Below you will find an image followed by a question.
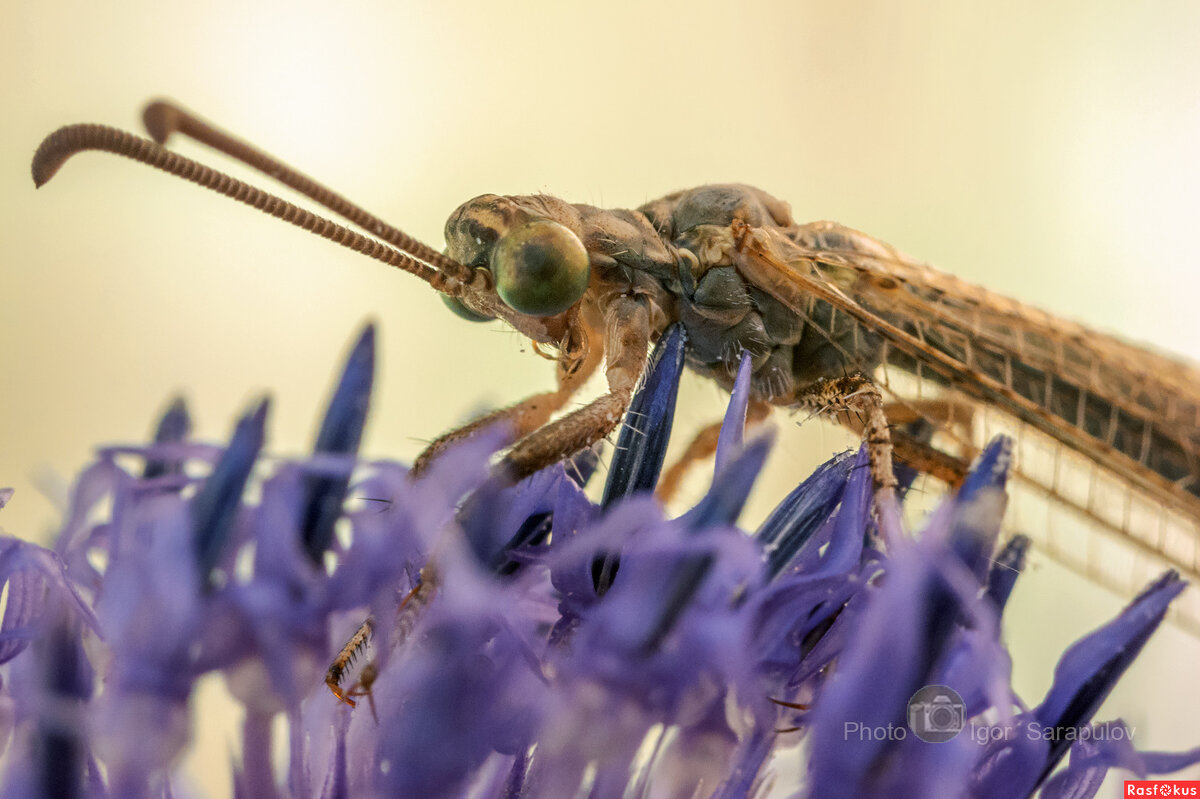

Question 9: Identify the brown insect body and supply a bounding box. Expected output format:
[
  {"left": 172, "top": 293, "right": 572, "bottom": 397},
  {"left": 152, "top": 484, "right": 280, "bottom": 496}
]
[
  {"left": 448, "top": 183, "right": 1199, "bottom": 500},
  {"left": 444, "top": 185, "right": 862, "bottom": 404},
  {"left": 442, "top": 182, "right": 1200, "bottom": 636},
  {"left": 30, "top": 102, "right": 1200, "bottom": 638}
]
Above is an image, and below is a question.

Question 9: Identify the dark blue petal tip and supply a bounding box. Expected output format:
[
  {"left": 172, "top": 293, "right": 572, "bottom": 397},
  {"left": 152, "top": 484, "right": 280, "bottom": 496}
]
[
  {"left": 958, "top": 435, "right": 1013, "bottom": 501},
  {"left": 300, "top": 324, "right": 376, "bottom": 562},
  {"left": 143, "top": 396, "right": 192, "bottom": 479},
  {"left": 949, "top": 435, "right": 1013, "bottom": 576},
  {"left": 313, "top": 323, "right": 375, "bottom": 457},
  {"left": 714, "top": 350, "right": 753, "bottom": 474},
  {"left": 601, "top": 323, "right": 687, "bottom": 507},
  {"left": 152, "top": 396, "right": 192, "bottom": 445},
  {"left": 756, "top": 450, "right": 856, "bottom": 578},
  {"left": 681, "top": 433, "right": 772, "bottom": 532},
  {"left": 1033, "top": 570, "right": 1186, "bottom": 774},
  {"left": 984, "top": 534, "right": 1030, "bottom": 612},
  {"left": 192, "top": 398, "right": 269, "bottom": 582}
]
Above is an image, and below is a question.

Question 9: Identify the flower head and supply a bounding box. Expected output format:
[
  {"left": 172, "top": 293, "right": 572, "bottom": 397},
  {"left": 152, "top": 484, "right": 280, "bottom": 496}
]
[{"left": 0, "top": 323, "right": 1196, "bottom": 798}]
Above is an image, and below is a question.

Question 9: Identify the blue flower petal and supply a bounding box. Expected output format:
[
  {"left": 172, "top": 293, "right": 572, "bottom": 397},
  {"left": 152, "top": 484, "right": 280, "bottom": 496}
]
[
  {"left": 317, "top": 734, "right": 347, "bottom": 799},
  {"left": 971, "top": 572, "right": 1188, "bottom": 799},
  {"left": 563, "top": 445, "right": 599, "bottom": 488},
  {"left": 191, "top": 399, "right": 268, "bottom": 584},
  {"left": 959, "top": 434, "right": 1012, "bottom": 500},
  {"left": 239, "top": 712, "right": 278, "bottom": 799},
  {"left": 33, "top": 614, "right": 92, "bottom": 799},
  {"left": 756, "top": 450, "right": 856, "bottom": 579},
  {"left": 809, "top": 445, "right": 873, "bottom": 579},
  {"left": 143, "top": 397, "right": 192, "bottom": 479},
  {"left": 714, "top": 350, "right": 753, "bottom": 475},
  {"left": 1033, "top": 722, "right": 1200, "bottom": 799},
  {"left": 0, "top": 551, "right": 51, "bottom": 662},
  {"left": 614, "top": 435, "right": 771, "bottom": 656},
  {"left": 325, "top": 429, "right": 500, "bottom": 611},
  {"left": 372, "top": 596, "right": 547, "bottom": 799},
  {"left": 601, "top": 323, "right": 686, "bottom": 507},
  {"left": 1031, "top": 570, "right": 1186, "bottom": 777},
  {"left": 458, "top": 465, "right": 577, "bottom": 574},
  {"left": 985, "top": 534, "right": 1029, "bottom": 613},
  {"left": 252, "top": 466, "right": 324, "bottom": 592},
  {"left": 1037, "top": 721, "right": 1137, "bottom": 799},
  {"left": 1142, "top": 745, "right": 1200, "bottom": 776},
  {"left": 949, "top": 436, "right": 1012, "bottom": 579},
  {"left": 711, "top": 728, "right": 774, "bottom": 799},
  {"left": 806, "top": 438, "right": 1022, "bottom": 799},
  {"left": 0, "top": 539, "right": 100, "bottom": 665},
  {"left": 589, "top": 324, "right": 687, "bottom": 593},
  {"left": 0, "top": 559, "right": 50, "bottom": 665},
  {"left": 805, "top": 547, "right": 939, "bottom": 798},
  {"left": 747, "top": 448, "right": 873, "bottom": 687},
  {"left": 679, "top": 433, "right": 773, "bottom": 532},
  {"left": 299, "top": 324, "right": 375, "bottom": 563}
]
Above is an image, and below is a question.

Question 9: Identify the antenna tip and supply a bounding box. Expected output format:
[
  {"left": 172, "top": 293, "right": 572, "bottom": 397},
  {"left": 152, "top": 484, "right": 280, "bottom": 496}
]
[
  {"left": 31, "top": 128, "right": 70, "bottom": 188},
  {"left": 142, "top": 99, "right": 181, "bottom": 145}
]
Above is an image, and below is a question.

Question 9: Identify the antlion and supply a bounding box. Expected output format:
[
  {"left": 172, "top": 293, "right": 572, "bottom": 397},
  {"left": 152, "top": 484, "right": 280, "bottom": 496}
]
[{"left": 31, "top": 100, "right": 1200, "bottom": 703}]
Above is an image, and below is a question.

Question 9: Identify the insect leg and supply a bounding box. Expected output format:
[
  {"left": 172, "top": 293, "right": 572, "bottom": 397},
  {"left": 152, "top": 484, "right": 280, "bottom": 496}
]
[
  {"left": 325, "top": 616, "right": 374, "bottom": 705},
  {"left": 411, "top": 318, "right": 603, "bottom": 476},
  {"left": 656, "top": 398, "right": 772, "bottom": 503},
  {"left": 888, "top": 426, "right": 969, "bottom": 487},
  {"left": 884, "top": 397, "right": 975, "bottom": 432},
  {"left": 837, "top": 398, "right": 975, "bottom": 488},
  {"left": 326, "top": 309, "right": 624, "bottom": 704},
  {"left": 326, "top": 566, "right": 438, "bottom": 705},
  {"left": 501, "top": 295, "right": 652, "bottom": 481},
  {"left": 886, "top": 397, "right": 974, "bottom": 488},
  {"left": 795, "top": 375, "right": 898, "bottom": 495}
]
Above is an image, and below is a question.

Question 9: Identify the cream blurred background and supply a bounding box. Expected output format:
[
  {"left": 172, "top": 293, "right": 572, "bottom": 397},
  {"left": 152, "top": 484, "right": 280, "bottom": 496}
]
[{"left": 3, "top": 1, "right": 1200, "bottom": 795}]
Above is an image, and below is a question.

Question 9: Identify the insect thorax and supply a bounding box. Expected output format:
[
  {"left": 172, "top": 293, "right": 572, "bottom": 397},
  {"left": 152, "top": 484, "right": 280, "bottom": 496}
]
[
  {"left": 444, "top": 184, "right": 889, "bottom": 405},
  {"left": 632, "top": 184, "right": 888, "bottom": 404}
]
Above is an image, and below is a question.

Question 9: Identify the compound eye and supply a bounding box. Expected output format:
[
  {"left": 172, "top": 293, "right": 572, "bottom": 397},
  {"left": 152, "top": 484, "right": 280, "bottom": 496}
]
[
  {"left": 492, "top": 220, "right": 590, "bottom": 317},
  {"left": 440, "top": 294, "right": 493, "bottom": 322}
]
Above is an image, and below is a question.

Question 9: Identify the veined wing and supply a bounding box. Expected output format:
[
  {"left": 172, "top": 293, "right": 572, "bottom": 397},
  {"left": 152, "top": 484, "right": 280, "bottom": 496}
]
[{"left": 733, "top": 221, "right": 1200, "bottom": 633}]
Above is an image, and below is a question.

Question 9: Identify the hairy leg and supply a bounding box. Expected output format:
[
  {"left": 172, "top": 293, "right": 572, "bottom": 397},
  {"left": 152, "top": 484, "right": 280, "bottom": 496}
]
[
  {"left": 411, "top": 319, "right": 601, "bottom": 476},
  {"left": 838, "top": 396, "right": 974, "bottom": 487},
  {"left": 327, "top": 298, "right": 652, "bottom": 703},
  {"left": 502, "top": 295, "right": 651, "bottom": 480},
  {"left": 795, "top": 375, "right": 898, "bottom": 495}
]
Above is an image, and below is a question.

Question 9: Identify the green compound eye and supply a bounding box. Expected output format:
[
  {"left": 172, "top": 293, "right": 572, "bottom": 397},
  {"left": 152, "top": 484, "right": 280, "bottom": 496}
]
[
  {"left": 492, "top": 219, "right": 590, "bottom": 317},
  {"left": 440, "top": 293, "right": 494, "bottom": 322}
]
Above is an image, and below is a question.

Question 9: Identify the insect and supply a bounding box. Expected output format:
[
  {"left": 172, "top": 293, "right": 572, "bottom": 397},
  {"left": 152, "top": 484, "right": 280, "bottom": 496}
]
[{"left": 31, "top": 100, "right": 1200, "bottom": 660}]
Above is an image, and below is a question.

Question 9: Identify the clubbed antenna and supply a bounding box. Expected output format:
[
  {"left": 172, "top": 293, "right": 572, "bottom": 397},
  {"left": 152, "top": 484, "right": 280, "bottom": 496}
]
[
  {"left": 31, "top": 122, "right": 470, "bottom": 295},
  {"left": 141, "top": 100, "right": 468, "bottom": 280}
]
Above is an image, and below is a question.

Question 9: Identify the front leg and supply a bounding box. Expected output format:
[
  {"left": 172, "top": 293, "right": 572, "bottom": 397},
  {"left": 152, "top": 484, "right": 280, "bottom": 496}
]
[
  {"left": 503, "top": 295, "right": 652, "bottom": 480},
  {"left": 325, "top": 299, "right": 649, "bottom": 705},
  {"left": 411, "top": 317, "right": 602, "bottom": 477}
]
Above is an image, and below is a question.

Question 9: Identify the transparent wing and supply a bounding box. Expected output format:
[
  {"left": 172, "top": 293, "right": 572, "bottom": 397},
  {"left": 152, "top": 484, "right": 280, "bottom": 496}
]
[{"left": 733, "top": 221, "right": 1200, "bottom": 634}]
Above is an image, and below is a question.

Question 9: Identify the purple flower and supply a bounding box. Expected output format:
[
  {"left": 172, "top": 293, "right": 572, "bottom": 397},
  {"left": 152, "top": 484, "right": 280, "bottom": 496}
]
[
  {"left": 0, "top": 323, "right": 1196, "bottom": 798},
  {"left": 970, "top": 571, "right": 1197, "bottom": 799},
  {"left": 298, "top": 324, "right": 375, "bottom": 563}
]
